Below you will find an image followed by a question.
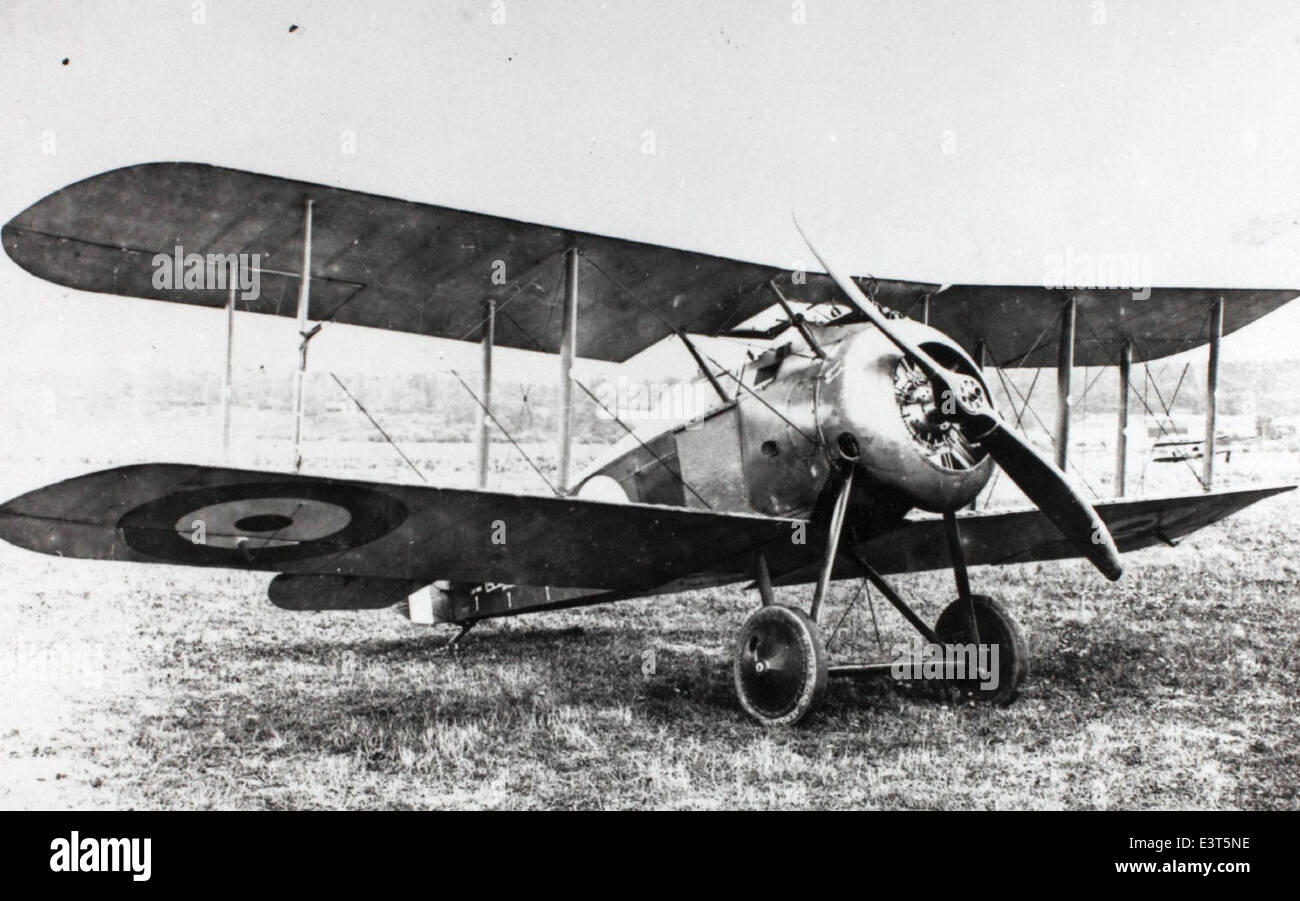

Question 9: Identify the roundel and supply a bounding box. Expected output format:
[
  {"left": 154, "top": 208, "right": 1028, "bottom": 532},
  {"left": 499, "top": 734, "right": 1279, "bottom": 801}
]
[{"left": 118, "top": 481, "right": 409, "bottom": 566}]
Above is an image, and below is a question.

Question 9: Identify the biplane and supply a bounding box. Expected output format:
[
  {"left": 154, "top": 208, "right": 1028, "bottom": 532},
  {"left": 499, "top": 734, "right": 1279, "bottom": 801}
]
[
  {"left": 1, "top": 163, "right": 1295, "bottom": 724},
  {"left": 1150, "top": 417, "right": 1257, "bottom": 464},
  {"left": 1152, "top": 436, "right": 1236, "bottom": 465}
]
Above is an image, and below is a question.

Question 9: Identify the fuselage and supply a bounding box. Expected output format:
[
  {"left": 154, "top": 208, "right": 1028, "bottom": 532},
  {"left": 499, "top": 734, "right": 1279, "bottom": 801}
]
[{"left": 572, "top": 320, "right": 996, "bottom": 540}]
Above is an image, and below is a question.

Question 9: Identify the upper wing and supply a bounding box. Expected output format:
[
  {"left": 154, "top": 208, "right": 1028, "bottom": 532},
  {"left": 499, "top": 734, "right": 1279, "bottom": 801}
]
[
  {"left": 770, "top": 485, "right": 1294, "bottom": 585},
  {"left": 0, "top": 463, "right": 807, "bottom": 591},
  {"left": 2, "top": 163, "right": 780, "bottom": 362},
  {"left": 5, "top": 162, "right": 1295, "bottom": 364},
  {"left": 885, "top": 285, "right": 1300, "bottom": 369}
]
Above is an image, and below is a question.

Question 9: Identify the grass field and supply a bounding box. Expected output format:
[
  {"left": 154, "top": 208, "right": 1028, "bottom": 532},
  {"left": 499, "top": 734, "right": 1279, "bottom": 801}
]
[{"left": 1, "top": 403, "right": 1298, "bottom": 810}]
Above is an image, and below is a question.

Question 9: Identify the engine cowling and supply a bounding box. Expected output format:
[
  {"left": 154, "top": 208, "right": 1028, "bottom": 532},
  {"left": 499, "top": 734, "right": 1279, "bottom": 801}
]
[{"left": 815, "top": 320, "right": 994, "bottom": 512}]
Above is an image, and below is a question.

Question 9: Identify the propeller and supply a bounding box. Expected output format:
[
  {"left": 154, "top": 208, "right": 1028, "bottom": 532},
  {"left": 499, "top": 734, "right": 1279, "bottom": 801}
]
[{"left": 794, "top": 218, "right": 1123, "bottom": 581}]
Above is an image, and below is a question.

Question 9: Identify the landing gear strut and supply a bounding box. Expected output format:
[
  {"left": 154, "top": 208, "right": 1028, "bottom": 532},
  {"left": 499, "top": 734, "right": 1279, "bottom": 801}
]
[
  {"left": 733, "top": 468, "right": 850, "bottom": 727},
  {"left": 732, "top": 493, "right": 1028, "bottom": 725}
]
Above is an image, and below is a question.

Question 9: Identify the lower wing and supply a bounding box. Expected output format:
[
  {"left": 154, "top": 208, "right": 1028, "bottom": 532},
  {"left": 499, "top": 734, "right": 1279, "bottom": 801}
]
[
  {"left": 0, "top": 463, "right": 804, "bottom": 592},
  {"left": 769, "top": 484, "right": 1294, "bottom": 586},
  {"left": 0, "top": 463, "right": 1288, "bottom": 606}
]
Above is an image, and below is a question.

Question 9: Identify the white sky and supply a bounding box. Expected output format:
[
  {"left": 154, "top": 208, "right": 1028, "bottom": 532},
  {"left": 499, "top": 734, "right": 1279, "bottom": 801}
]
[{"left": 1, "top": 0, "right": 1299, "bottom": 397}]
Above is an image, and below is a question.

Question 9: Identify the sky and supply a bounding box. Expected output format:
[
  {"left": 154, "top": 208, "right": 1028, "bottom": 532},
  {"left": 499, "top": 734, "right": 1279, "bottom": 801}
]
[{"left": 1, "top": 0, "right": 1299, "bottom": 401}]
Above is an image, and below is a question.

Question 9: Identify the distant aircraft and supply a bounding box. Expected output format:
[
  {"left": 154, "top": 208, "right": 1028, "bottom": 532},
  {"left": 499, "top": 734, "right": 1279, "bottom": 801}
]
[
  {"left": 0, "top": 164, "right": 1294, "bottom": 724},
  {"left": 1149, "top": 415, "right": 1257, "bottom": 463}
]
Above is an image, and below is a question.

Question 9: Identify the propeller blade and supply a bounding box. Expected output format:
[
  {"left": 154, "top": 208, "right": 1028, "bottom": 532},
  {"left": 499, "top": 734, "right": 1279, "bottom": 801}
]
[
  {"left": 795, "top": 217, "right": 1123, "bottom": 581},
  {"left": 979, "top": 425, "right": 1123, "bottom": 581},
  {"left": 793, "top": 215, "right": 948, "bottom": 378}
]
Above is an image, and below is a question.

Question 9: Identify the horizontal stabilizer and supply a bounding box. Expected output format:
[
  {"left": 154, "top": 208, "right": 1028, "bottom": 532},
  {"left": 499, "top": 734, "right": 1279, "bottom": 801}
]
[{"left": 268, "top": 573, "right": 425, "bottom": 611}]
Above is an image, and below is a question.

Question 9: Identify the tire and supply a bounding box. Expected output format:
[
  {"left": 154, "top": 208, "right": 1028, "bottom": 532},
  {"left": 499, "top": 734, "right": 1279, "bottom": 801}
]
[
  {"left": 733, "top": 605, "right": 829, "bottom": 726},
  {"left": 933, "top": 594, "right": 1028, "bottom": 705}
]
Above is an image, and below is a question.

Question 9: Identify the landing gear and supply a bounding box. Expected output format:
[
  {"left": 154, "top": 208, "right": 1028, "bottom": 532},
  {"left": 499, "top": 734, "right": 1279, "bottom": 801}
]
[
  {"left": 733, "top": 605, "right": 828, "bottom": 726},
  {"left": 731, "top": 497, "right": 1031, "bottom": 725},
  {"left": 933, "top": 594, "right": 1028, "bottom": 705}
]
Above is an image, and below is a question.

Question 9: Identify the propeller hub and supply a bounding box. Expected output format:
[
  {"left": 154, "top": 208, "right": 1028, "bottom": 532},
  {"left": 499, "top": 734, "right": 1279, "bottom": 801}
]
[{"left": 893, "top": 352, "right": 992, "bottom": 473}]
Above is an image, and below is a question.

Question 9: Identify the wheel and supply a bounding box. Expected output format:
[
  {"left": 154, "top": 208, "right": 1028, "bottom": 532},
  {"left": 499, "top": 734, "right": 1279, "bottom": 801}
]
[
  {"left": 733, "top": 605, "right": 828, "bottom": 726},
  {"left": 933, "top": 594, "right": 1028, "bottom": 705}
]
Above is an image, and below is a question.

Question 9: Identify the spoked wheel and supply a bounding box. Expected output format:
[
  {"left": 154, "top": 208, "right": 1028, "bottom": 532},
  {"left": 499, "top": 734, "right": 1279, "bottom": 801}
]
[
  {"left": 933, "top": 594, "right": 1028, "bottom": 705},
  {"left": 733, "top": 605, "right": 828, "bottom": 726}
]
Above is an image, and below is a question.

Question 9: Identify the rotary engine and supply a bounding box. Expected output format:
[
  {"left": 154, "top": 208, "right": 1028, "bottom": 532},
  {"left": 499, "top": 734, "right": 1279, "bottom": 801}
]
[{"left": 814, "top": 319, "right": 995, "bottom": 512}]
